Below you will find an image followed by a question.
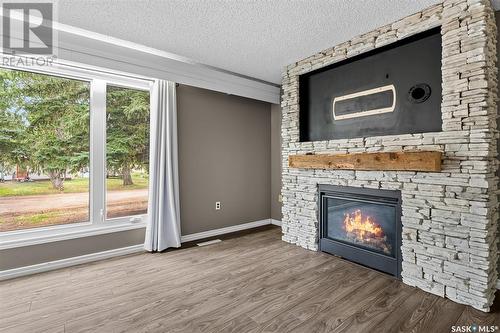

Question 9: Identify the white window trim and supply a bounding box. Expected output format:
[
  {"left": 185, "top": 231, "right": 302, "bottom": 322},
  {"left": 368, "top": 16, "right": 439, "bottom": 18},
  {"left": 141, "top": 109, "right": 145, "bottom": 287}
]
[
  {"left": 90, "top": 79, "right": 107, "bottom": 223},
  {"left": 0, "top": 57, "right": 153, "bottom": 250},
  {"left": 0, "top": 55, "right": 153, "bottom": 90},
  {"left": 0, "top": 218, "right": 147, "bottom": 250}
]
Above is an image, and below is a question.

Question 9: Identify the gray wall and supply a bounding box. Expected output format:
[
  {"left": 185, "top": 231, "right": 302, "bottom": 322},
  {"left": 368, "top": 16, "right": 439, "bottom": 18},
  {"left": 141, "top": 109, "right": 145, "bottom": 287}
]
[
  {"left": 0, "top": 229, "right": 145, "bottom": 270},
  {"left": 177, "top": 85, "right": 271, "bottom": 234},
  {"left": 270, "top": 104, "right": 282, "bottom": 221},
  {"left": 0, "top": 85, "right": 276, "bottom": 271}
]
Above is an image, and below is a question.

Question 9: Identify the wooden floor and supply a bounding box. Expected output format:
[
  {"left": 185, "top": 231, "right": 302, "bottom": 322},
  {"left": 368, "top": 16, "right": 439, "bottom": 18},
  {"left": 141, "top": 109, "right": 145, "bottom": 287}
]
[{"left": 1, "top": 226, "right": 500, "bottom": 333}]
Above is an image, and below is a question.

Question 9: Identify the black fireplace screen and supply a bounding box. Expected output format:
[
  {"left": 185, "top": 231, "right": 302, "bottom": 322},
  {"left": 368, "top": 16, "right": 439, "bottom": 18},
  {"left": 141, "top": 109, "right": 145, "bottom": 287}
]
[
  {"left": 326, "top": 197, "right": 396, "bottom": 258},
  {"left": 320, "top": 185, "right": 402, "bottom": 278}
]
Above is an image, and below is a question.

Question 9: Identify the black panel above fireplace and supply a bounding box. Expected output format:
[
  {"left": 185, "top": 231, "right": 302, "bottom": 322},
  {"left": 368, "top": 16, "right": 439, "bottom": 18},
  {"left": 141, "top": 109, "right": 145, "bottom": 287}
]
[
  {"left": 299, "top": 27, "right": 442, "bottom": 142},
  {"left": 319, "top": 185, "right": 402, "bottom": 278}
]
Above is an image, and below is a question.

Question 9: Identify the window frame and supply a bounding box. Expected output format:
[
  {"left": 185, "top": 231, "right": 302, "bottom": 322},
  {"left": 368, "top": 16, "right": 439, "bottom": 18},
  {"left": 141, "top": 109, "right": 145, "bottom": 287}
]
[{"left": 0, "top": 57, "right": 154, "bottom": 249}]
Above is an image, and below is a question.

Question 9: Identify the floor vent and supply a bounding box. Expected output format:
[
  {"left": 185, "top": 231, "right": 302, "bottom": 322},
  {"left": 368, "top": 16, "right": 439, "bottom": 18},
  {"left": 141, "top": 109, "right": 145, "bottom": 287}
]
[{"left": 196, "top": 239, "right": 222, "bottom": 247}]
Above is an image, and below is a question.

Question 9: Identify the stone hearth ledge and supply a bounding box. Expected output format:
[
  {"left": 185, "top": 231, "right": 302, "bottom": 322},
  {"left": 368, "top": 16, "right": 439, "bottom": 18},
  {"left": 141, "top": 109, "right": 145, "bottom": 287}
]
[{"left": 280, "top": 0, "right": 499, "bottom": 311}]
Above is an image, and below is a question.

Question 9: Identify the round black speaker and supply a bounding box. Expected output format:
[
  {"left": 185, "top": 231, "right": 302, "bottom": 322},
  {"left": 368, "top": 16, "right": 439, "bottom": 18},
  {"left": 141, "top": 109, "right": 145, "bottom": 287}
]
[{"left": 408, "top": 84, "right": 431, "bottom": 103}]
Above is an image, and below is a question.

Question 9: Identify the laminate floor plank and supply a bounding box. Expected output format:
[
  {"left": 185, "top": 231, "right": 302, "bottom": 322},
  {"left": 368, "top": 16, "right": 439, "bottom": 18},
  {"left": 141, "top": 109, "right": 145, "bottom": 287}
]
[
  {"left": 400, "top": 295, "right": 466, "bottom": 333},
  {"left": 1, "top": 226, "right": 499, "bottom": 333},
  {"left": 0, "top": 226, "right": 277, "bottom": 301},
  {"left": 65, "top": 246, "right": 325, "bottom": 333},
  {"left": 111, "top": 254, "right": 338, "bottom": 333},
  {"left": 257, "top": 267, "right": 386, "bottom": 332},
  {"left": 2, "top": 234, "right": 300, "bottom": 331},
  {"left": 330, "top": 283, "right": 417, "bottom": 333},
  {"left": 454, "top": 302, "right": 500, "bottom": 328},
  {"left": 287, "top": 278, "right": 401, "bottom": 333},
  {"left": 364, "top": 289, "right": 439, "bottom": 333}
]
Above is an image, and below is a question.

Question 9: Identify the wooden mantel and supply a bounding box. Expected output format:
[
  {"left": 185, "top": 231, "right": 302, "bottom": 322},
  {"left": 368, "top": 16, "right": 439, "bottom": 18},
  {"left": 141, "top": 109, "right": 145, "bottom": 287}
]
[{"left": 288, "top": 151, "right": 442, "bottom": 172}]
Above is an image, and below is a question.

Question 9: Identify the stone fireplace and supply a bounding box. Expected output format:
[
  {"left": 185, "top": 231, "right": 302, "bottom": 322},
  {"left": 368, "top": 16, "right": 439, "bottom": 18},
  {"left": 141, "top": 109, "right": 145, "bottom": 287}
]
[{"left": 280, "top": 0, "right": 499, "bottom": 311}]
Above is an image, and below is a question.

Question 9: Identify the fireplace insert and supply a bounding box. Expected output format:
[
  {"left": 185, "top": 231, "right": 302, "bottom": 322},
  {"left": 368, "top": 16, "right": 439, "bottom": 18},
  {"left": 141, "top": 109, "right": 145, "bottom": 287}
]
[{"left": 319, "top": 185, "right": 402, "bottom": 278}]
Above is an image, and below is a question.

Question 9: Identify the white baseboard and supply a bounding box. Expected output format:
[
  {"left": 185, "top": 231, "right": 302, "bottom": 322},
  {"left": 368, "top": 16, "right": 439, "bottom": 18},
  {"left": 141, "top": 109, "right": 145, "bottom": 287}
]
[
  {"left": 0, "top": 244, "right": 144, "bottom": 281},
  {"left": 181, "top": 219, "right": 272, "bottom": 243},
  {"left": 270, "top": 219, "right": 282, "bottom": 227},
  {"left": 0, "top": 218, "right": 276, "bottom": 281}
]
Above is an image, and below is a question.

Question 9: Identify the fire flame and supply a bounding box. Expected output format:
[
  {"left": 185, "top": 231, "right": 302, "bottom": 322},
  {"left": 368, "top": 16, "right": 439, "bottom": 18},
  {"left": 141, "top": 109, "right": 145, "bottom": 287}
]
[{"left": 343, "top": 209, "right": 384, "bottom": 240}]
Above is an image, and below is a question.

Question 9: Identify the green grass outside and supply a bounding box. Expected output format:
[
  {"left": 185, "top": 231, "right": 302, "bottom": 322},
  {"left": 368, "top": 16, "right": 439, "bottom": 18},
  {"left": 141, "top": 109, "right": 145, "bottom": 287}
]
[
  {"left": 0, "top": 174, "right": 148, "bottom": 197},
  {"left": 15, "top": 211, "right": 66, "bottom": 225}
]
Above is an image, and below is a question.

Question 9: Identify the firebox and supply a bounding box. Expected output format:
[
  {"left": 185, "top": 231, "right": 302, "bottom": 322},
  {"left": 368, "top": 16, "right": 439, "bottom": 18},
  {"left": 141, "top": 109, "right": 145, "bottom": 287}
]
[{"left": 319, "top": 185, "right": 402, "bottom": 278}]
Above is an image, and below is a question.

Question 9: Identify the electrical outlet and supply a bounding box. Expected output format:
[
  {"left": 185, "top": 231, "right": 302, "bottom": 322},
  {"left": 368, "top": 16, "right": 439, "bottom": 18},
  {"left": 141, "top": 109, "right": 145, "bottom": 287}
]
[{"left": 215, "top": 201, "right": 221, "bottom": 210}]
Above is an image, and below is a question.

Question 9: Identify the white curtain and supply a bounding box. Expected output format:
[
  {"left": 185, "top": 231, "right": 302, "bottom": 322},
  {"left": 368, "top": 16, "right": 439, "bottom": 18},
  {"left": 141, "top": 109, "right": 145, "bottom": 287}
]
[{"left": 144, "top": 80, "right": 181, "bottom": 252}]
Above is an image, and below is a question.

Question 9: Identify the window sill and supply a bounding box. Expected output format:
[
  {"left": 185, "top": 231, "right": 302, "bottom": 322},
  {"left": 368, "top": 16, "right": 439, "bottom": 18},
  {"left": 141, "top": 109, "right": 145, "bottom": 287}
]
[{"left": 0, "top": 219, "right": 147, "bottom": 250}]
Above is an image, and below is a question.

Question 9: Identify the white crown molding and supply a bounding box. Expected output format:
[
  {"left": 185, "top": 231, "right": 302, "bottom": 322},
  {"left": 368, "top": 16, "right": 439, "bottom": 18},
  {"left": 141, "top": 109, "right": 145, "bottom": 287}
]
[
  {"left": 56, "top": 29, "right": 281, "bottom": 104},
  {"left": 1, "top": 15, "right": 280, "bottom": 104}
]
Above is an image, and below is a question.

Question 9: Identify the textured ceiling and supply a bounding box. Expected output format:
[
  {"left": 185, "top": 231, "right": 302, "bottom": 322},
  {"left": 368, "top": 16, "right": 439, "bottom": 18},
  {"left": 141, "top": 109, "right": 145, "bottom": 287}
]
[{"left": 57, "top": 0, "right": 498, "bottom": 84}]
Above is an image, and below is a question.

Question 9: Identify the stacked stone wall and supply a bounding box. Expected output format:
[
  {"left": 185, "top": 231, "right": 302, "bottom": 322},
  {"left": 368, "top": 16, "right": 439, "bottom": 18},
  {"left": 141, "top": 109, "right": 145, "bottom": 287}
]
[{"left": 281, "top": 0, "right": 499, "bottom": 311}]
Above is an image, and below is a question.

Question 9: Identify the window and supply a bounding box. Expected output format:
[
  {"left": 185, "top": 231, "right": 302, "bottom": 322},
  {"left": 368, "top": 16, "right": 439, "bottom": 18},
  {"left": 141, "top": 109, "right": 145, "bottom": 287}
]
[
  {"left": 106, "top": 85, "right": 150, "bottom": 220},
  {"left": 0, "top": 68, "right": 90, "bottom": 231},
  {"left": 0, "top": 64, "right": 151, "bottom": 234}
]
